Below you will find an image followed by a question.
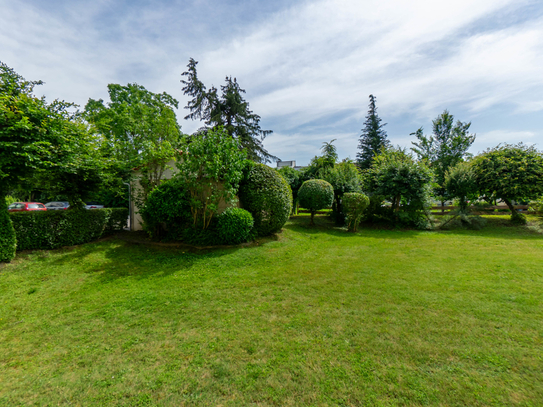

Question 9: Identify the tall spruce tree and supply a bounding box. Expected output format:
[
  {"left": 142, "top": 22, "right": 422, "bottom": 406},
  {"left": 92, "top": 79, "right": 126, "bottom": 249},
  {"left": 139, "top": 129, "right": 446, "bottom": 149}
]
[
  {"left": 181, "top": 58, "right": 276, "bottom": 163},
  {"left": 356, "top": 95, "right": 390, "bottom": 170}
]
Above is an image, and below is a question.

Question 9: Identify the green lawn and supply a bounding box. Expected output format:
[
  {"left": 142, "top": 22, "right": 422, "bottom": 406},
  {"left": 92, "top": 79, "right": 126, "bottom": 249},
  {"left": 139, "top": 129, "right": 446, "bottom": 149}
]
[{"left": 1, "top": 216, "right": 542, "bottom": 406}]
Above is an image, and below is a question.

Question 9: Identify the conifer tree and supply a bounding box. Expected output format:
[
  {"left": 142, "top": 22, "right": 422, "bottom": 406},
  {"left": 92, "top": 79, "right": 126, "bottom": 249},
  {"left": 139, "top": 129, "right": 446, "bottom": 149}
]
[
  {"left": 181, "top": 58, "right": 276, "bottom": 163},
  {"left": 356, "top": 95, "right": 390, "bottom": 170}
]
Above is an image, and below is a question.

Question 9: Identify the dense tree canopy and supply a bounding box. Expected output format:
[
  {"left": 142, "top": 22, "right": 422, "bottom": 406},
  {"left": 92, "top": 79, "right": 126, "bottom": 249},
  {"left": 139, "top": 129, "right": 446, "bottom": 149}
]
[
  {"left": 472, "top": 143, "right": 543, "bottom": 223},
  {"left": 181, "top": 58, "right": 276, "bottom": 163},
  {"left": 85, "top": 83, "right": 182, "bottom": 204},
  {"left": 411, "top": 110, "right": 475, "bottom": 200}
]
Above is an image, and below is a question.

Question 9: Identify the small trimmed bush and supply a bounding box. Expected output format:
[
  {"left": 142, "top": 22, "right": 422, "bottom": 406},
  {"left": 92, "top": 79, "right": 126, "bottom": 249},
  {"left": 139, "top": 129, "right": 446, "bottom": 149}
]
[
  {"left": 0, "top": 207, "right": 17, "bottom": 262},
  {"left": 10, "top": 208, "right": 111, "bottom": 251},
  {"left": 239, "top": 162, "right": 292, "bottom": 236},
  {"left": 298, "top": 179, "right": 334, "bottom": 225},
  {"left": 140, "top": 177, "right": 192, "bottom": 239},
  {"left": 342, "top": 193, "right": 370, "bottom": 232},
  {"left": 217, "top": 208, "right": 254, "bottom": 245}
]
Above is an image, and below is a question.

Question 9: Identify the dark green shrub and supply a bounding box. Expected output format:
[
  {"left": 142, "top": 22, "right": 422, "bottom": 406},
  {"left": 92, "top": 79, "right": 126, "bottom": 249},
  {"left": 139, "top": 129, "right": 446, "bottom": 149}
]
[
  {"left": 217, "top": 207, "right": 254, "bottom": 245},
  {"left": 239, "top": 162, "right": 292, "bottom": 236},
  {"left": 298, "top": 179, "right": 334, "bottom": 225},
  {"left": 342, "top": 193, "right": 370, "bottom": 232},
  {"left": 140, "top": 177, "right": 192, "bottom": 239},
  {"left": 10, "top": 208, "right": 111, "bottom": 251},
  {"left": 105, "top": 208, "right": 129, "bottom": 232},
  {"left": 0, "top": 207, "right": 17, "bottom": 262}
]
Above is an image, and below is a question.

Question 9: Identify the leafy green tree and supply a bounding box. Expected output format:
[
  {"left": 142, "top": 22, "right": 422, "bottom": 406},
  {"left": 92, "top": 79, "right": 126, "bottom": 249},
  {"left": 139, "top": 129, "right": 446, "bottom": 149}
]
[
  {"left": 357, "top": 95, "right": 390, "bottom": 170},
  {"left": 85, "top": 83, "right": 182, "bottom": 205},
  {"left": 176, "top": 127, "right": 246, "bottom": 229},
  {"left": 298, "top": 179, "right": 334, "bottom": 225},
  {"left": 472, "top": 143, "right": 543, "bottom": 224},
  {"left": 1, "top": 62, "right": 109, "bottom": 260},
  {"left": 411, "top": 110, "right": 475, "bottom": 201},
  {"left": 365, "top": 147, "right": 433, "bottom": 227},
  {"left": 444, "top": 161, "right": 478, "bottom": 211},
  {"left": 181, "top": 58, "right": 276, "bottom": 163}
]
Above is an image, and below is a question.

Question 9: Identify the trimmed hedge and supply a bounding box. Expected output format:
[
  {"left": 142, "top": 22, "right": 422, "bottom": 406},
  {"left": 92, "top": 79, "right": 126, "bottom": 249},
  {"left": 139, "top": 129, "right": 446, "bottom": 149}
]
[
  {"left": 0, "top": 208, "right": 17, "bottom": 262},
  {"left": 239, "top": 162, "right": 293, "bottom": 236},
  {"left": 10, "top": 208, "right": 113, "bottom": 251},
  {"left": 105, "top": 208, "right": 129, "bottom": 232},
  {"left": 217, "top": 208, "right": 254, "bottom": 245}
]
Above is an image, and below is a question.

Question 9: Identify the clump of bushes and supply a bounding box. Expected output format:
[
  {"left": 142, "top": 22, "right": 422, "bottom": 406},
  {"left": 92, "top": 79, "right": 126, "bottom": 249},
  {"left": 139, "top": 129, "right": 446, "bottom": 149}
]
[
  {"left": 140, "top": 177, "right": 192, "bottom": 239},
  {"left": 342, "top": 192, "right": 370, "bottom": 232},
  {"left": 298, "top": 179, "right": 334, "bottom": 225},
  {"left": 217, "top": 208, "right": 254, "bottom": 245},
  {"left": 239, "top": 162, "right": 292, "bottom": 236}
]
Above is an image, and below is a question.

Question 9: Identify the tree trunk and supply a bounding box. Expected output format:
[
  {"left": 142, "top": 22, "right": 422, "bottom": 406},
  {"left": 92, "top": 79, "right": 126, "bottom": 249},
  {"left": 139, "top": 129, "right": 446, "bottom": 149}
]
[
  {"left": 503, "top": 198, "right": 526, "bottom": 224},
  {"left": 310, "top": 211, "right": 315, "bottom": 226}
]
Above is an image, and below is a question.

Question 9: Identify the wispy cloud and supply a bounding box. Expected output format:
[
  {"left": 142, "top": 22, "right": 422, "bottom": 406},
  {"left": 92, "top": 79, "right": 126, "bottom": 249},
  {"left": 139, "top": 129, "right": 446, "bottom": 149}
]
[{"left": 1, "top": 0, "right": 542, "bottom": 164}]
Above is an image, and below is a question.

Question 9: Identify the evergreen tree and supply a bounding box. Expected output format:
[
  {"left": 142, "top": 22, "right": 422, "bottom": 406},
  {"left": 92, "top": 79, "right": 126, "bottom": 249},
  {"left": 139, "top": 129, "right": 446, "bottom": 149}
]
[
  {"left": 181, "top": 58, "right": 276, "bottom": 163},
  {"left": 356, "top": 95, "right": 390, "bottom": 170}
]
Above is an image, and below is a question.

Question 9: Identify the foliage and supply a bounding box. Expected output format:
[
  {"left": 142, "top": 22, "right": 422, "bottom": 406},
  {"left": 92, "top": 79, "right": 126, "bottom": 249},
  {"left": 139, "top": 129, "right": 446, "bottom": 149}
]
[
  {"left": 239, "top": 162, "right": 292, "bottom": 236},
  {"left": 105, "top": 208, "right": 129, "bottom": 233},
  {"left": 342, "top": 192, "right": 370, "bottom": 232},
  {"left": 298, "top": 179, "right": 334, "bottom": 225},
  {"left": 10, "top": 209, "right": 111, "bottom": 251},
  {"left": 176, "top": 127, "right": 246, "bottom": 230},
  {"left": 216, "top": 207, "right": 254, "bottom": 245},
  {"left": 529, "top": 198, "right": 543, "bottom": 217},
  {"left": 0, "top": 201, "right": 16, "bottom": 262},
  {"left": 140, "top": 177, "right": 192, "bottom": 239},
  {"left": 365, "top": 147, "right": 434, "bottom": 228},
  {"left": 357, "top": 95, "right": 390, "bottom": 170},
  {"left": 85, "top": 82, "right": 182, "bottom": 205},
  {"left": 472, "top": 143, "right": 543, "bottom": 224},
  {"left": 319, "top": 160, "right": 363, "bottom": 224},
  {"left": 277, "top": 166, "right": 305, "bottom": 212},
  {"left": 444, "top": 161, "right": 479, "bottom": 211},
  {"left": 411, "top": 110, "right": 475, "bottom": 201},
  {"left": 0, "top": 62, "right": 110, "bottom": 207},
  {"left": 181, "top": 58, "right": 276, "bottom": 163}
]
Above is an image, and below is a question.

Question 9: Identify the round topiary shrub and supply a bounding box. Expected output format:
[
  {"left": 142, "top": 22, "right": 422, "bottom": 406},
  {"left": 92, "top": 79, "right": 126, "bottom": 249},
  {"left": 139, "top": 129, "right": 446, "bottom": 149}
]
[
  {"left": 140, "top": 177, "right": 192, "bottom": 239},
  {"left": 238, "top": 162, "right": 293, "bottom": 237},
  {"left": 298, "top": 179, "right": 334, "bottom": 225},
  {"left": 216, "top": 207, "right": 254, "bottom": 245},
  {"left": 342, "top": 192, "right": 370, "bottom": 232}
]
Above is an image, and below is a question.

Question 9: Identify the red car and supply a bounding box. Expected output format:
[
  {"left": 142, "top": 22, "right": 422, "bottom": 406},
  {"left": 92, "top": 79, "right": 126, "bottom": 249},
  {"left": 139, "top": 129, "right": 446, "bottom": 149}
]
[{"left": 7, "top": 202, "right": 47, "bottom": 212}]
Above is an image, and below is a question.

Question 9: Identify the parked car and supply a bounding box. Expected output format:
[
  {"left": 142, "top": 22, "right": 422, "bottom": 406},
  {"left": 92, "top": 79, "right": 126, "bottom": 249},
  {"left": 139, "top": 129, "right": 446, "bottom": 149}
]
[
  {"left": 7, "top": 202, "right": 47, "bottom": 212},
  {"left": 45, "top": 201, "right": 70, "bottom": 210},
  {"left": 84, "top": 201, "right": 104, "bottom": 210}
]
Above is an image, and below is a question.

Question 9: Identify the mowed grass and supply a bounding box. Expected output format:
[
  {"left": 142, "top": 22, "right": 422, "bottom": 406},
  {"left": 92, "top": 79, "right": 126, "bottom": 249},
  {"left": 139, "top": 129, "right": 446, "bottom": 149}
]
[{"left": 1, "top": 217, "right": 542, "bottom": 406}]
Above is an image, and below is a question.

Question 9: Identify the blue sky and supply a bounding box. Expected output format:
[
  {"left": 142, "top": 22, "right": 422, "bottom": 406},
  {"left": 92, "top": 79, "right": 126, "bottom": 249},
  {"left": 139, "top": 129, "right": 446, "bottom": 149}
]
[{"left": 1, "top": 0, "right": 542, "bottom": 165}]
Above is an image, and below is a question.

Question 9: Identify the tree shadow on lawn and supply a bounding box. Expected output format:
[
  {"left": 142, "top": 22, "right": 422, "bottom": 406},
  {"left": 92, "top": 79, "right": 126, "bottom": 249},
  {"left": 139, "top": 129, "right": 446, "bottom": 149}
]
[
  {"left": 31, "top": 236, "right": 247, "bottom": 283},
  {"left": 287, "top": 214, "right": 543, "bottom": 241}
]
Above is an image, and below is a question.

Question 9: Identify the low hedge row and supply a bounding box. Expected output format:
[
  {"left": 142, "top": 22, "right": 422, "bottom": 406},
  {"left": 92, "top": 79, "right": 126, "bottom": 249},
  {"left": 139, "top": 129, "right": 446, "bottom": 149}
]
[{"left": 9, "top": 208, "right": 128, "bottom": 251}]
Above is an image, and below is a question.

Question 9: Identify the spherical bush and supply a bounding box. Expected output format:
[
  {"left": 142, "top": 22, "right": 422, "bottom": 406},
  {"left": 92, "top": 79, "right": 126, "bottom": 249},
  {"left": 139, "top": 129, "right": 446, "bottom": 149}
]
[
  {"left": 217, "top": 207, "right": 254, "bottom": 245},
  {"left": 238, "top": 163, "right": 293, "bottom": 237},
  {"left": 342, "top": 192, "right": 369, "bottom": 232},
  {"left": 298, "top": 179, "right": 334, "bottom": 211}
]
